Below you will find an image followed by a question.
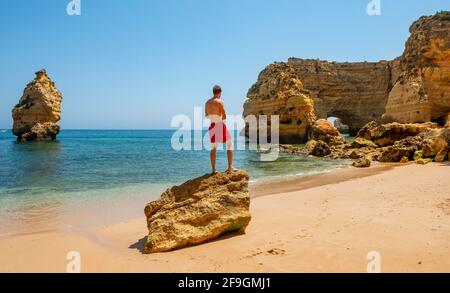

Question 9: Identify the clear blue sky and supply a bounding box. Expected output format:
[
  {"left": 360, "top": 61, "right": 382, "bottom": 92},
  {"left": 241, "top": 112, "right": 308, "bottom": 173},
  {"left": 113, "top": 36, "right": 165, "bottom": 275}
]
[{"left": 0, "top": 0, "right": 448, "bottom": 129}]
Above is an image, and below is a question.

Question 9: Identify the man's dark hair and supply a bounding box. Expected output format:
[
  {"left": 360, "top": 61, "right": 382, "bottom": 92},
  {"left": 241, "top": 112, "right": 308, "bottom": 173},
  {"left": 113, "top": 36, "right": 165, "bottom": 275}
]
[{"left": 213, "top": 85, "right": 222, "bottom": 95}]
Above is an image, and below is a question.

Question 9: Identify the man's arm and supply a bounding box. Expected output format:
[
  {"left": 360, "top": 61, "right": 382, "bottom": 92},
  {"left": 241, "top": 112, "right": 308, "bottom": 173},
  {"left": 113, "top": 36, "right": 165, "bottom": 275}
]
[
  {"left": 220, "top": 101, "right": 227, "bottom": 120},
  {"left": 205, "top": 101, "right": 210, "bottom": 118}
]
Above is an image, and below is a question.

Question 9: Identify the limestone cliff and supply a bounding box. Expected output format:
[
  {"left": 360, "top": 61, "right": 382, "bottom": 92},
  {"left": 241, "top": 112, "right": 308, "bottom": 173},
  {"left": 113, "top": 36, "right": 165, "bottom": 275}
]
[
  {"left": 383, "top": 12, "right": 450, "bottom": 124},
  {"left": 287, "top": 58, "right": 397, "bottom": 135},
  {"left": 243, "top": 63, "right": 316, "bottom": 143},
  {"left": 243, "top": 12, "right": 449, "bottom": 141},
  {"left": 244, "top": 58, "right": 399, "bottom": 138},
  {"left": 12, "top": 70, "right": 62, "bottom": 141}
]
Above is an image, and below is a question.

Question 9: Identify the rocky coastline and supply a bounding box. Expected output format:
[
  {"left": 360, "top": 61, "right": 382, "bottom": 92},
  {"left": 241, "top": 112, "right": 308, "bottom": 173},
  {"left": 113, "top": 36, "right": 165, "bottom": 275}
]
[
  {"left": 243, "top": 12, "right": 450, "bottom": 140},
  {"left": 279, "top": 119, "right": 450, "bottom": 167},
  {"left": 244, "top": 11, "right": 450, "bottom": 166}
]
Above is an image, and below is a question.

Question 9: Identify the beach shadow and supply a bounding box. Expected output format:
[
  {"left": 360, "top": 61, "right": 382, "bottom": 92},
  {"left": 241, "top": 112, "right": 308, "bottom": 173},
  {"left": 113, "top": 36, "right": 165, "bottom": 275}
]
[
  {"left": 129, "top": 231, "right": 246, "bottom": 255},
  {"left": 436, "top": 162, "right": 450, "bottom": 167},
  {"left": 203, "top": 231, "right": 247, "bottom": 244},
  {"left": 129, "top": 236, "right": 148, "bottom": 254}
]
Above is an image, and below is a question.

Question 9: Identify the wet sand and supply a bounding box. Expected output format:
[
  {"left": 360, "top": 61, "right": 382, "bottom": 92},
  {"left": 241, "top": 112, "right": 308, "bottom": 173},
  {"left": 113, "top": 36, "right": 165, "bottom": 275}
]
[{"left": 0, "top": 163, "right": 449, "bottom": 272}]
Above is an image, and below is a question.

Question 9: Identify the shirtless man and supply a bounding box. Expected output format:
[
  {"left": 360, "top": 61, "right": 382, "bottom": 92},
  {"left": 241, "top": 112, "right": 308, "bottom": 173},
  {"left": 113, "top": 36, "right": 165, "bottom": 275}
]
[{"left": 205, "top": 85, "right": 234, "bottom": 174}]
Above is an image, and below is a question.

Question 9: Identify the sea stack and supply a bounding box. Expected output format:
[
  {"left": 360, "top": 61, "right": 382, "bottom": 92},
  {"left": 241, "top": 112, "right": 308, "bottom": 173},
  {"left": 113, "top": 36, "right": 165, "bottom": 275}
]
[{"left": 12, "top": 69, "right": 63, "bottom": 141}]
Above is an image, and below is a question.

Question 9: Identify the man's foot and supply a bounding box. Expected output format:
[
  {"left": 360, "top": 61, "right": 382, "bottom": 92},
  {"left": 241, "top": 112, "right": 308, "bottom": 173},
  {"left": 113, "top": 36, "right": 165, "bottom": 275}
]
[
  {"left": 211, "top": 170, "right": 219, "bottom": 175},
  {"left": 227, "top": 166, "right": 237, "bottom": 173}
]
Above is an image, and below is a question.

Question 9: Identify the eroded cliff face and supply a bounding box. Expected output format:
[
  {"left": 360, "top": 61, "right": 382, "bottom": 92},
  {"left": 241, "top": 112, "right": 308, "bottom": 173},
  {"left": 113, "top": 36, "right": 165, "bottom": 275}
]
[
  {"left": 244, "top": 58, "right": 399, "bottom": 138},
  {"left": 12, "top": 70, "right": 62, "bottom": 141},
  {"left": 243, "top": 63, "right": 316, "bottom": 143},
  {"left": 243, "top": 12, "right": 449, "bottom": 141},
  {"left": 287, "top": 58, "right": 398, "bottom": 134},
  {"left": 383, "top": 12, "right": 450, "bottom": 124}
]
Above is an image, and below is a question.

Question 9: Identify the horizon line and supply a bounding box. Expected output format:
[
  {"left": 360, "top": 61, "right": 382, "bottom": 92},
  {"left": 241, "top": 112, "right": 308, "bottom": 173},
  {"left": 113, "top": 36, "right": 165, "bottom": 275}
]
[{"left": 0, "top": 128, "right": 246, "bottom": 131}]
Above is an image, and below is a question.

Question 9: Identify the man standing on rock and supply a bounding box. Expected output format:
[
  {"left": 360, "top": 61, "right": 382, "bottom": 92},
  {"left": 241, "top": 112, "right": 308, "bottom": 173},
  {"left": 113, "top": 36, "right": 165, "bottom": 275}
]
[{"left": 205, "top": 85, "right": 235, "bottom": 174}]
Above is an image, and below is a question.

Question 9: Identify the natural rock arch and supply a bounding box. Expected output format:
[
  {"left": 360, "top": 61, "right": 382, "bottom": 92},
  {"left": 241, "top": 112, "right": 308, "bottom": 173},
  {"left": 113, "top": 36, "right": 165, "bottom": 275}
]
[
  {"left": 326, "top": 110, "right": 361, "bottom": 136},
  {"left": 327, "top": 116, "right": 350, "bottom": 135}
]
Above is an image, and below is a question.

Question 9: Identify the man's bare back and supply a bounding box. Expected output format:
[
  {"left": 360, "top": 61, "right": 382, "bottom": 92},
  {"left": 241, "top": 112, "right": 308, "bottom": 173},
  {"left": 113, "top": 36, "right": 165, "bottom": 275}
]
[{"left": 205, "top": 97, "right": 226, "bottom": 121}]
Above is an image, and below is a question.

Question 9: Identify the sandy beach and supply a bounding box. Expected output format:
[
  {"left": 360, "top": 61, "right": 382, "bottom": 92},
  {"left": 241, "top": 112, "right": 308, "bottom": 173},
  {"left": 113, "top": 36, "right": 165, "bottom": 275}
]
[{"left": 0, "top": 162, "right": 449, "bottom": 273}]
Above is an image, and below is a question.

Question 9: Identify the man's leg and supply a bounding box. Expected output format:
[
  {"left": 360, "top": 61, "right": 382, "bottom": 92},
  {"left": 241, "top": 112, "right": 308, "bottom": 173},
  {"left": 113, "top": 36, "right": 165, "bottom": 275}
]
[
  {"left": 210, "top": 143, "right": 217, "bottom": 174},
  {"left": 226, "top": 139, "right": 235, "bottom": 172}
]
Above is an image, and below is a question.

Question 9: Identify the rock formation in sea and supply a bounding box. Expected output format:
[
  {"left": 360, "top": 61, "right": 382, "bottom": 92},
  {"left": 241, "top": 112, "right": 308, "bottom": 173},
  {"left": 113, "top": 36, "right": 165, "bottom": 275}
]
[
  {"left": 243, "top": 12, "right": 449, "bottom": 140},
  {"left": 12, "top": 69, "right": 62, "bottom": 142},
  {"left": 144, "top": 170, "right": 251, "bottom": 253}
]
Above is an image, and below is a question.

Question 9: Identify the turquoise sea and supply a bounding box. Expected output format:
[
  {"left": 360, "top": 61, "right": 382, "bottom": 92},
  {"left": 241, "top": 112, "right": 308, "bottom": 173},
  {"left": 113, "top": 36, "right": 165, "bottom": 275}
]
[{"left": 0, "top": 130, "right": 351, "bottom": 237}]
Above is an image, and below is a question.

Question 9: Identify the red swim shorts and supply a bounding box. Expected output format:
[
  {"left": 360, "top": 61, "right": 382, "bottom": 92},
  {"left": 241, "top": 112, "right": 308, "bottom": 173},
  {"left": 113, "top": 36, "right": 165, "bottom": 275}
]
[{"left": 208, "top": 122, "right": 230, "bottom": 143}]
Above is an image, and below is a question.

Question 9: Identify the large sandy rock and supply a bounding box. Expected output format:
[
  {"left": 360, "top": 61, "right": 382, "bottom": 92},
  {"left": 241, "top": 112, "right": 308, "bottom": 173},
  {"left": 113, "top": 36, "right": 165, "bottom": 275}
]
[
  {"left": 243, "top": 63, "right": 317, "bottom": 143},
  {"left": 308, "top": 119, "right": 346, "bottom": 146},
  {"left": 12, "top": 69, "right": 62, "bottom": 141},
  {"left": 144, "top": 170, "right": 251, "bottom": 253},
  {"left": 356, "top": 121, "right": 438, "bottom": 147}
]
